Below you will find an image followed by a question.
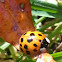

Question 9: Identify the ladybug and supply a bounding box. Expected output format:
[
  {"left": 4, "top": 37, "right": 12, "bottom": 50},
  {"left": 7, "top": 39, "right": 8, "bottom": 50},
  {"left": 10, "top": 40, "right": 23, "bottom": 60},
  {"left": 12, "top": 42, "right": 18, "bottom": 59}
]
[{"left": 19, "top": 31, "right": 50, "bottom": 57}]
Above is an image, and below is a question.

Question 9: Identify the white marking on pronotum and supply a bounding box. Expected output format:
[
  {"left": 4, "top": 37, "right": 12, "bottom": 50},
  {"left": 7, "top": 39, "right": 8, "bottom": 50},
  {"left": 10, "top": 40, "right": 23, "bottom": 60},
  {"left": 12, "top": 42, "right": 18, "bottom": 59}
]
[{"left": 45, "top": 37, "right": 50, "bottom": 43}]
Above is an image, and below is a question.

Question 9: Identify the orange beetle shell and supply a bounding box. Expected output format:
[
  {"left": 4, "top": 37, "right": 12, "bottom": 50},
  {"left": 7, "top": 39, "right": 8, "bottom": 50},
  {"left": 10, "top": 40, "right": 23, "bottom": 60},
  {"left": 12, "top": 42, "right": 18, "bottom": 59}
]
[{"left": 19, "top": 31, "right": 46, "bottom": 57}]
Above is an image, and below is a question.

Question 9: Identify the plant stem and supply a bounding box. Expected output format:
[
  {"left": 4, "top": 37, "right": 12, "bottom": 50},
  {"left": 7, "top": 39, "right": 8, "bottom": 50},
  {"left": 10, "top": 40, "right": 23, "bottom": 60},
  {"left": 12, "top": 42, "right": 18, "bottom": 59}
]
[
  {"left": 50, "top": 36, "right": 59, "bottom": 47},
  {"left": 9, "top": 45, "right": 16, "bottom": 60},
  {"left": 37, "top": 19, "right": 62, "bottom": 31},
  {"left": 36, "top": 16, "right": 46, "bottom": 25}
]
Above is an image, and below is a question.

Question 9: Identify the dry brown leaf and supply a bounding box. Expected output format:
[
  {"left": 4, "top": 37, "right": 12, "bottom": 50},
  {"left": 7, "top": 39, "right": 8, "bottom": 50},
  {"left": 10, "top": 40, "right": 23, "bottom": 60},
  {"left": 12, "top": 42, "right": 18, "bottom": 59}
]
[{"left": 0, "top": 0, "right": 35, "bottom": 50}]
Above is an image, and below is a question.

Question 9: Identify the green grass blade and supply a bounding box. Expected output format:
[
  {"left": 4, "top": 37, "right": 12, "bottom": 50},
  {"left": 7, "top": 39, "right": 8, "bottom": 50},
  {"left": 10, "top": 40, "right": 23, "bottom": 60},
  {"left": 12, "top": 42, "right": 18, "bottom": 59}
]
[
  {"left": 51, "top": 51, "right": 62, "bottom": 62},
  {"left": 32, "top": 10, "right": 62, "bottom": 19},
  {"left": 51, "top": 51, "right": 62, "bottom": 58},
  {"left": 0, "top": 38, "right": 5, "bottom": 45},
  {"left": 54, "top": 57, "right": 62, "bottom": 62},
  {"left": 31, "top": 0, "right": 62, "bottom": 13},
  {"left": 9, "top": 45, "right": 16, "bottom": 59},
  {"left": 37, "top": 19, "right": 62, "bottom": 31}
]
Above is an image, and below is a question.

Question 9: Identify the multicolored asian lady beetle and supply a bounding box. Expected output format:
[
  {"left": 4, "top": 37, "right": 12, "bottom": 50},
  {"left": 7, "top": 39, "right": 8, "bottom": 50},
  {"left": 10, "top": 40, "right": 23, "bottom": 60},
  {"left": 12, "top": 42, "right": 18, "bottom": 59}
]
[{"left": 19, "top": 31, "right": 50, "bottom": 57}]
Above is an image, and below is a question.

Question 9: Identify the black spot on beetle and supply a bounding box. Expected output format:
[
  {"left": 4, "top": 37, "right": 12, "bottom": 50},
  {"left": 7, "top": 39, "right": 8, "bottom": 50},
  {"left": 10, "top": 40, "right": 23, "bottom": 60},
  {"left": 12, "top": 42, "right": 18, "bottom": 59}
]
[
  {"left": 33, "top": 44, "right": 37, "bottom": 47},
  {"left": 26, "top": 51, "right": 30, "bottom": 55},
  {"left": 20, "top": 44, "right": 22, "bottom": 47},
  {"left": 27, "top": 38, "right": 33, "bottom": 43},
  {"left": 33, "top": 49, "right": 37, "bottom": 52},
  {"left": 38, "top": 34, "right": 42, "bottom": 36},
  {"left": 24, "top": 33, "right": 26, "bottom": 35},
  {"left": 20, "top": 48, "right": 23, "bottom": 52},
  {"left": 39, "top": 40, "right": 41, "bottom": 42},
  {"left": 30, "top": 33, "right": 35, "bottom": 36},
  {"left": 24, "top": 45, "right": 28, "bottom": 49},
  {"left": 21, "top": 38, "right": 23, "bottom": 42}
]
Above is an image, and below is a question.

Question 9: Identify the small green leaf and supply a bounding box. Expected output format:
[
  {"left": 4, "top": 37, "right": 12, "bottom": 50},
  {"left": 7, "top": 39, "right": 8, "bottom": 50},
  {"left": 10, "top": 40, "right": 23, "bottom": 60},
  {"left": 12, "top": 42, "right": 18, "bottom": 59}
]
[
  {"left": 32, "top": 10, "right": 62, "bottom": 19},
  {"left": 51, "top": 51, "right": 62, "bottom": 62}
]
